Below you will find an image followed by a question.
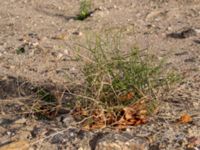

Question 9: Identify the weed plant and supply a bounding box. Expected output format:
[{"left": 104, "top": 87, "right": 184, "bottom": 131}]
[
  {"left": 72, "top": 32, "right": 178, "bottom": 128},
  {"left": 77, "top": 0, "right": 92, "bottom": 20}
]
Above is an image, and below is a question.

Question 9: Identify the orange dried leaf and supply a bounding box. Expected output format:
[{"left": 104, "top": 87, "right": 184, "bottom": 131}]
[
  {"left": 91, "top": 123, "right": 106, "bottom": 130},
  {"left": 117, "top": 117, "right": 127, "bottom": 124},
  {"left": 179, "top": 114, "right": 192, "bottom": 123},
  {"left": 127, "top": 119, "right": 137, "bottom": 125},
  {"left": 82, "top": 124, "right": 90, "bottom": 130},
  {"left": 124, "top": 108, "right": 134, "bottom": 120},
  {"left": 115, "top": 124, "right": 127, "bottom": 130},
  {"left": 119, "top": 92, "right": 134, "bottom": 101},
  {"left": 127, "top": 92, "right": 134, "bottom": 100},
  {"left": 137, "top": 110, "right": 147, "bottom": 115},
  {"left": 135, "top": 120, "right": 142, "bottom": 125}
]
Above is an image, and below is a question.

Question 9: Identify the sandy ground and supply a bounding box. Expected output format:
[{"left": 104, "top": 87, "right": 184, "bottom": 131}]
[{"left": 0, "top": 0, "right": 200, "bottom": 150}]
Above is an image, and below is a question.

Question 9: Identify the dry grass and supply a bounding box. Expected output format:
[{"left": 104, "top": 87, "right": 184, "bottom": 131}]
[{"left": 69, "top": 32, "right": 179, "bottom": 130}]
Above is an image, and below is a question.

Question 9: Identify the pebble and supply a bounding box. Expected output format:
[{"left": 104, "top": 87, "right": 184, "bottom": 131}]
[
  {"left": 167, "top": 26, "right": 172, "bottom": 31},
  {"left": 63, "top": 49, "right": 69, "bottom": 55},
  {"left": 113, "top": 5, "right": 117, "bottom": 9},
  {"left": 72, "top": 31, "right": 83, "bottom": 36},
  {"left": 10, "top": 65, "right": 15, "bottom": 69},
  {"left": 62, "top": 115, "right": 75, "bottom": 126},
  {"left": 68, "top": 18, "right": 74, "bottom": 22},
  {"left": 7, "top": 131, "right": 15, "bottom": 136},
  {"left": 32, "top": 42, "right": 39, "bottom": 47},
  {"left": 14, "top": 118, "right": 27, "bottom": 124},
  {"left": 70, "top": 132, "right": 75, "bottom": 137},
  {"left": 18, "top": 131, "right": 32, "bottom": 140},
  {"left": 98, "top": 6, "right": 107, "bottom": 11},
  {"left": 192, "top": 102, "right": 199, "bottom": 109},
  {"left": 96, "top": 139, "right": 148, "bottom": 150},
  {"left": 146, "top": 10, "right": 163, "bottom": 21},
  {"left": 149, "top": 144, "right": 160, "bottom": 150},
  {"left": 57, "top": 53, "right": 64, "bottom": 59},
  {"left": 0, "top": 118, "right": 13, "bottom": 126},
  {"left": 51, "top": 134, "right": 65, "bottom": 144}
]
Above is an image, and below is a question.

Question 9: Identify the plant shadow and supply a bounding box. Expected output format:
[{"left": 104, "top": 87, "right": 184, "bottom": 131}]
[{"left": 35, "top": 7, "right": 76, "bottom": 22}]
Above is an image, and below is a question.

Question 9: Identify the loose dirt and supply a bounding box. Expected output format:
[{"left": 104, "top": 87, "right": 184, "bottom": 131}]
[{"left": 0, "top": 0, "right": 199, "bottom": 149}]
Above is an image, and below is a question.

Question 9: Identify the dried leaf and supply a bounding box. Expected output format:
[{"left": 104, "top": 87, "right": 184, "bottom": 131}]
[
  {"left": 137, "top": 110, "right": 147, "bottom": 115},
  {"left": 90, "top": 123, "right": 106, "bottom": 130},
  {"left": 82, "top": 124, "right": 90, "bottom": 131},
  {"left": 119, "top": 92, "right": 134, "bottom": 101},
  {"left": 114, "top": 99, "right": 149, "bottom": 129},
  {"left": 74, "top": 98, "right": 150, "bottom": 130},
  {"left": 52, "top": 33, "right": 67, "bottom": 40},
  {"left": 127, "top": 92, "right": 134, "bottom": 100},
  {"left": 123, "top": 107, "right": 134, "bottom": 120},
  {"left": 179, "top": 114, "right": 192, "bottom": 123}
]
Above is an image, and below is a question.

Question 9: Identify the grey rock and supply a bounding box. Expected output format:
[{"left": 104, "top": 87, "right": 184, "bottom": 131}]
[
  {"left": 149, "top": 144, "right": 160, "bottom": 150},
  {"left": 51, "top": 133, "right": 66, "bottom": 144}
]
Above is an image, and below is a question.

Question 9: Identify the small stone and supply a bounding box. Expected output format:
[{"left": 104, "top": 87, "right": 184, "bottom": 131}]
[
  {"left": 70, "top": 67, "right": 78, "bottom": 74},
  {"left": 63, "top": 49, "right": 69, "bottom": 55},
  {"left": 10, "top": 65, "right": 15, "bottom": 69},
  {"left": 70, "top": 132, "right": 75, "bottom": 137},
  {"left": 146, "top": 10, "right": 163, "bottom": 21},
  {"left": 113, "top": 5, "right": 117, "bottom": 9},
  {"left": 149, "top": 144, "right": 160, "bottom": 150},
  {"left": 184, "top": 57, "right": 196, "bottom": 63},
  {"left": 0, "top": 118, "right": 13, "bottom": 126},
  {"left": 167, "top": 26, "right": 172, "bottom": 31},
  {"left": 194, "top": 40, "right": 200, "bottom": 44},
  {"left": 29, "top": 50, "right": 35, "bottom": 56},
  {"left": 14, "top": 118, "right": 27, "bottom": 124},
  {"left": 194, "top": 28, "right": 200, "bottom": 33},
  {"left": 51, "top": 52, "right": 57, "bottom": 57},
  {"left": 31, "top": 127, "right": 40, "bottom": 138},
  {"left": 51, "top": 134, "right": 64, "bottom": 144},
  {"left": 96, "top": 139, "right": 148, "bottom": 150},
  {"left": 57, "top": 53, "right": 64, "bottom": 59},
  {"left": 18, "top": 131, "right": 32, "bottom": 140},
  {"left": 98, "top": 6, "right": 104, "bottom": 10},
  {"left": 62, "top": 116, "right": 75, "bottom": 126},
  {"left": 72, "top": 31, "right": 83, "bottom": 36},
  {"left": 28, "top": 32, "right": 37, "bottom": 38},
  {"left": 32, "top": 42, "right": 39, "bottom": 47},
  {"left": 41, "top": 36, "right": 48, "bottom": 41},
  {"left": 7, "top": 131, "right": 12, "bottom": 136},
  {"left": 69, "top": 18, "right": 74, "bottom": 22}
]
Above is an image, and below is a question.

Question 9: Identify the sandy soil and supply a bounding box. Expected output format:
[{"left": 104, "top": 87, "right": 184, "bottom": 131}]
[{"left": 0, "top": 0, "right": 200, "bottom": 150}]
